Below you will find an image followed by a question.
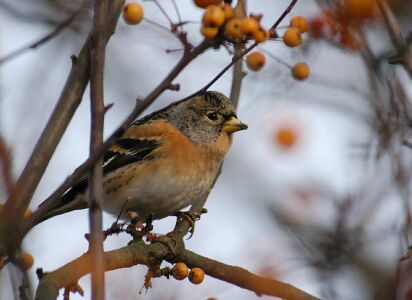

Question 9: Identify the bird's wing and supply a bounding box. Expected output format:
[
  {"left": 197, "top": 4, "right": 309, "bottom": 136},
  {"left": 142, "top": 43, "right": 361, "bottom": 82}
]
[
  {"left": 59, "top": 136, "right": 162, "bottom": 205},
  {"left": 36, "top": 121, "right": 167, "bottom": 224},
  {"left": 102, "top": 137, "right": 161, "bottom": 174}
]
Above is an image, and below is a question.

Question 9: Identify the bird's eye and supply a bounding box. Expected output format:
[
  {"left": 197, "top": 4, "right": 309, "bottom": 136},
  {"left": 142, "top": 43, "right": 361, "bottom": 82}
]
[{"left": 207, "top": 112, "right": 218, "bottom": 121}]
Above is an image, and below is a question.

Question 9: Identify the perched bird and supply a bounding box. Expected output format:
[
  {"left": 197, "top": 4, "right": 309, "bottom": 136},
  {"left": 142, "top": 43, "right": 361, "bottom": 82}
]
[{"left": 40, "top": 91, "right": 247, "bottom": 222}]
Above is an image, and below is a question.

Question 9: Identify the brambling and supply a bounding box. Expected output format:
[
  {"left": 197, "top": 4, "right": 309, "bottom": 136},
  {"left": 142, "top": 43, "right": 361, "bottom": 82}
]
[{"left": 40, "top": 91, "right": 247, "bottom": 222}]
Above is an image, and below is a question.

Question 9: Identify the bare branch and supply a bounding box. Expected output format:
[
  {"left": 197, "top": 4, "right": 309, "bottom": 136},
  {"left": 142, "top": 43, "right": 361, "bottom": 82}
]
[
  {"left": 88, "top": 0, "right": 109, "bottom": 298},
  {"left": 35, "top": 231, "right": 320, "bottom": 300},
  {"left": 182, "top": 249, "right": 320, "bottom": 300},
  {"left": 153, "top": 0, "right": 173, "bottom": 25},
  {"left": 0, "top": 135, "right": 14, "bottom": 196},
  {"left": 170, "top": 0, "right": 182, "bottom": 26},
  {"left": 376, "top": 0, "right": 412, "bottom": 77},
  {"left": 230, "top": 45, "right": 245, "bottom": 108},
  {"left": 0, "top": 0, "right": 125, "bottom": 258},
  {"left": 0, "top": 1, "right": 92, "bottom": 65}
]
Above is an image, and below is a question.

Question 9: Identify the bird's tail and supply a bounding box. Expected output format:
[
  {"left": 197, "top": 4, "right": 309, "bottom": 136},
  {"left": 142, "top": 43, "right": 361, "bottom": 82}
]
[{"left": 34, "top": 179, "right": 89, "bottom": 225}]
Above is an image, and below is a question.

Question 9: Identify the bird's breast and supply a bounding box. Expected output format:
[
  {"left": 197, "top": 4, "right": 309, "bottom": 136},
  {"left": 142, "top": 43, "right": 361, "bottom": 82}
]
[{"left": 102, "top": 121, "right": 230, "bottom": 220}]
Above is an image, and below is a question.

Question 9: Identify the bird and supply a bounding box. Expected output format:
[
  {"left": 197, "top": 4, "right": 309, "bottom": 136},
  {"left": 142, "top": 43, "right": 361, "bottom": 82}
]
[{"left": 39, "top": 91, "right": 247, "bottom": 223}]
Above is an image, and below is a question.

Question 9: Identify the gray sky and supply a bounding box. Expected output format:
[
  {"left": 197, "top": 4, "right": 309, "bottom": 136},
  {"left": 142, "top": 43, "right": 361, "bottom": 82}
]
[{"left": 1, "top": 1, "right": 408, "bottom": 299}]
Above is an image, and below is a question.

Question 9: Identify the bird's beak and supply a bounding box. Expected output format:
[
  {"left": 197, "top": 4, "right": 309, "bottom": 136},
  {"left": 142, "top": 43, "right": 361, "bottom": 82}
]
[{"left": 222, "top": 116, "right": 248, "bottom": 134}]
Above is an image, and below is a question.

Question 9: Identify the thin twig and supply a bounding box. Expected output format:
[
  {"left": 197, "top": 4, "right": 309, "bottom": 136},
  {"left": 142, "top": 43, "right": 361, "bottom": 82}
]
[
  {"left": 271, "top": 0, "right": 298, "bottom": 31},
  {"left": 144, "top": 18, "right": 170, "bottom": 32},
  {"left": 259, "top": 46, "right": 291, "bottom": 68},
  {"left": 153, "top": 0, "right": 173, "bottom": 25},
  {"left": 88, "top": 0, "right": 108, "bottom": 298},
  {"left": 229, "top": 44, "right": 245, "bottom": 108},
  {"left": 0, "top": 1, "right": 92, "bottom": 65},
  {"left": 228, "top": 1, "right": 247, "bottom": 105},
  {"left": 170, "top": 0, "right": 182, "bottom": 27},
  {"left": 376, "top": 0, "right": 412, "bottom": 77}
]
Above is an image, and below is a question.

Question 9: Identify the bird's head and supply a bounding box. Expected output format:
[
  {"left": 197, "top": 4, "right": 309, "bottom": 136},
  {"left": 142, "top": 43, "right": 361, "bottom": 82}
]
[{"left": 169, "top": 91, "right": 248, "bottom": 145}]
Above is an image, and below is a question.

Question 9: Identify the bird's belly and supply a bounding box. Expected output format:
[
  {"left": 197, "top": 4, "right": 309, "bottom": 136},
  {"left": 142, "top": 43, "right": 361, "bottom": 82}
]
[{"left": 102, "top": 160, "right": 213, "bottom": 220}]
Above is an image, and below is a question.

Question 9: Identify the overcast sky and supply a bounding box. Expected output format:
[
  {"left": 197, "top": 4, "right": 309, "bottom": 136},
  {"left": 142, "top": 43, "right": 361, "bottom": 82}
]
[{"left": 1, "top": 1, "right": 409, "bottom": 299}]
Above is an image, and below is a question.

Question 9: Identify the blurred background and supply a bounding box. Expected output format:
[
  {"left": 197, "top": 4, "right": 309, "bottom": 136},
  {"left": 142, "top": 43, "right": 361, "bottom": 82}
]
[{"left": 1, "top": 0, "right": 412, "bottom": 299}]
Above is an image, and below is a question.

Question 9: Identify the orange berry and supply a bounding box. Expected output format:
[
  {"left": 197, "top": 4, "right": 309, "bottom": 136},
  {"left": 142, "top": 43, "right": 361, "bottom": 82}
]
[
  {"left": 23, "top": 208, "right": 32, "bottom": 220},
  {"left": 222, "top": 3, "right": 234, "bottom": 20},
  {"left": 224, "top": 18, "right": 243, "bottom": 39},
  {"left": 291, "top": 62, "right": 310, "bottom": 81},
  {"left": 240, "top": 17, "right": 260, "bottom": 36},
  {"left": 342, "top": 0, "right": 376, "bottom": 20},
  {"left": 253, "top": 28, "right": 270, "bottom": 43},
  {"left": 200, "top": 26, "right": 219, "bottom": 39},
  {"left": 202, "top": 5, "right": 225, "bottom": 27},
  {"left": 16, "top": 252, "right": 33, "bottom": 271},
  {"left": 275, "top": 126, "right": 297, "bottom": 149},
  {"left": 246, "top": 52, "right": 265, "bottom": 71},
  {"left": 189, "top": 267, "right": 205, "bottom": 284},
  {"left": 172, "top": 262, "right": 189, "bottom": 280},
  {"left": 309, "top": 17, "right": 324, "bottom": 38},
  {"left": 290, "top": 16, "right": 309, "bottom": 33},
  {"left": 283, "top": 27, "right": 302, "bottom": 47},
  {"left": 123, "top": 3, "right": 144, "bottom": 25},
  {"left": 194, "top": 0, "right": 222, "bottom": 9}
]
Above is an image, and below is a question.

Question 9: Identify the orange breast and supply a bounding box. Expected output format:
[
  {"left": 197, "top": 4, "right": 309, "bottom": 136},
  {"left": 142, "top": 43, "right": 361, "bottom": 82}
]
[{"left": 123, "top": 120, "right": 230, "bottom": 176}]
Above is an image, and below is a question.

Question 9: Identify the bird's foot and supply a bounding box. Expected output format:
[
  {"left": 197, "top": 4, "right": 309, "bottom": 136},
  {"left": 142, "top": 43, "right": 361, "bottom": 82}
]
[
  {"left": 126, "top": 212, "right": 155, "bottom": 240},
  {"left": 103, "top": 220, "right": 126, "bottom": 239},
  {"left": 175, "top": 208, "right": 207, "bottom": 239},
  {"left": 127, "top": 210, "right": 143, "bottom": 229}
]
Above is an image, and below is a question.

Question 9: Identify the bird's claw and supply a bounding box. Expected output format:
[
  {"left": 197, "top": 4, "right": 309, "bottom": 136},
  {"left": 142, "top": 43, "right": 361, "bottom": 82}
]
[{"left": 175, "top": 208, "right": 207, "bottom": 239}]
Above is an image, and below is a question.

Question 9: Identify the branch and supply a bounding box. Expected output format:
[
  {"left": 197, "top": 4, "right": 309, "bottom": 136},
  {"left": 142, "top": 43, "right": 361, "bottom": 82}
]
[
  {"left": 35, "top": 220, "right": 320, "bottom": 300},
  {"left": 376, "top": 0, "right": 412, "bottom": 77},
  {"left": 396, "top": 249, "right": 412, "bottom": 300},
  {"left": 229, "top": 45, "right": 245, "bottom": 109},
  {"left": 0, "top": 1, "right": 92, "bottom": 65},
  {"left": 182, "top": 250, "right": 320, "bottom": 300},
  {"left": 0, "top": 0, "right": 125, "bottom": 257},
  {"left": 88, "top": 0, "right": 108, "bottom": 298},
  {"left": 0, "top": 135, "right": 14, "bottom": 196}
]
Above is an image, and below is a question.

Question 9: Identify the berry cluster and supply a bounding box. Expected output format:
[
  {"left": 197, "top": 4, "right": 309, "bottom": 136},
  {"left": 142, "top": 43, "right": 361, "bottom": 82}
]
[
  {"left": 121, "top": 1, "right": 311, "bottom": 80},
  {"left": 172, "top": 262, "right": 205, "bottom": 285},
  {"left": 309, "top": 0, "right": 377, "bottom": 50},
  {"left": 200, "top": 3, "right": 270, "bottom": 45}
]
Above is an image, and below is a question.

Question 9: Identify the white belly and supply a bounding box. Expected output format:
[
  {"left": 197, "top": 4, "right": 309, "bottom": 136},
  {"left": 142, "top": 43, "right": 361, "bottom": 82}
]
[{"left": 101, "top": 161, "right": 214, "bottom": 220}]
